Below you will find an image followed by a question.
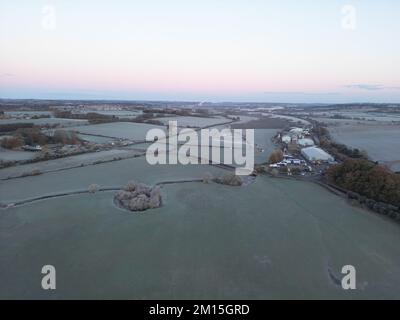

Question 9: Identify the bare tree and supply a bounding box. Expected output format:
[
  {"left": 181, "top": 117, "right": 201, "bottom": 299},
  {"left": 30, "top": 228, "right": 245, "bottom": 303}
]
[{"left": 268, "top": 149, "right": 284, "bottom": 164}]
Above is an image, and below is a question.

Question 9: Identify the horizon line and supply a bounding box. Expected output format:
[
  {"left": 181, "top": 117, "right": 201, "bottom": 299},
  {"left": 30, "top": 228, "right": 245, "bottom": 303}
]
[{"left": 1, "top": 97, "right": 399, "bottom": 106}]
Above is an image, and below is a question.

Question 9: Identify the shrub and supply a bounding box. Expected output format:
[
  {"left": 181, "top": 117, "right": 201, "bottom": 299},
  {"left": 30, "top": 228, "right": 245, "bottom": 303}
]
[
  {"left": 123, "top": 180, "right": 137, "bottom": 192},
  {"left": 53, "top": 130, "right": 80, "bottom": 145},
  {"left": 290, "top": 167, "right": 301, "bottom": 175},
  {"left": 202, "top": 172, "right": 213, "bottom": 184},
  {"left": 31, "top": 169, "right": 42, "bottom": 176},
  {"left": 268, "top": 149, "right": 284, "bottom": 164},
  {"left": 271, "top": 168, "right": 279, "bottom": 177},
  {"left": 16, "top": 127, "right": 48, "bottom": 145},
  {"left": 215, "top": 173, "right": 242, "bottom": 186},
  {"left": 88, "top": 184, "right": 100, "bottom": 193},
  {"left": 0, "top": 136, "right": 24, "bottom": 149},
  {"left": 115, "top": 182, "right": 162, "bottom": 212}
]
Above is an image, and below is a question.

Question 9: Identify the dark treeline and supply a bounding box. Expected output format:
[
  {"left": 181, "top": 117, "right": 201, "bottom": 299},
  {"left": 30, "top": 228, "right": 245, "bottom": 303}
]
[
  {"left": 53, "top": 110, "right": 163, "bottom": 125},
  {"left": 1, "top": 126, "right": 81, "bottom": 149},
  {"left": 53, "top": 110, "right": 118, "bottom": 124},
  {"left": 143, "top": 108, "right": 211, "bottom": 117},
  {"left": 0, "top": 123, "right": 35, "bottom": 133},
  {"left": 327, "top": 159, "right": 400, "bottom": 210}
]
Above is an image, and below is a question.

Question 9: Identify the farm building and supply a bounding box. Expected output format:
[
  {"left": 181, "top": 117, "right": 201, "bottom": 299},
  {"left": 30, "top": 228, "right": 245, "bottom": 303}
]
[
  {"left": 290, "top": 127, "right": 304, "bottom": 135},
  {"left": 301, "top": 146, "right": 334, "bottom": 162},
  {"left": 281, "top": 135, "right": 291, "bottom": 144},
  {"left": 298, "top": 138, "right": 314, "bottom": 147}
]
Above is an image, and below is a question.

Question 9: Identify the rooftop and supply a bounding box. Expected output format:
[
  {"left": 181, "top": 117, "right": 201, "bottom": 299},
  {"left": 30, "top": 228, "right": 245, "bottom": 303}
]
[{"left": 301, "top": 146, "right": 334, "bottom": 161}]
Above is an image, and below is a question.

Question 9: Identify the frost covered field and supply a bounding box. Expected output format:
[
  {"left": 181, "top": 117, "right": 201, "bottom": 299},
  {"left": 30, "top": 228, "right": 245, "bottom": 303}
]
[
  {"left": 154, "top": 116, "right": 230, "bottom": 128},
  {"left": 68, "top": 122, "right": 165, "bottom": 140},
  {"left": 1, "top": 175, "right": 400, "bottom": 299},
  {"left": 0, "top": 148, "right": 38, "bottom": 162},
  {"left": 2, "top": 105, "right": 400, "bottom": 299},
  {"left": 329, "top": 124, "right": 400, "bottom": 170},
  {"left": 0, "top": 118, "right": 88, "bottom": 126},
  {"left": 0, "top": 157, "right": 226, "bottom": 201},
  {"left": 253, "top": 129, "right": 278, "bottom": 164}
]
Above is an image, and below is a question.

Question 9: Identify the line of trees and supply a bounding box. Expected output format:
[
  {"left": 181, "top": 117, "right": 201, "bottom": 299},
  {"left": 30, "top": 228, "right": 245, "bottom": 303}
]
[
  {"left": 1, "top": 136, "right": 24, "bottom": 149},
  {"left": 143, "top": 107, "right": 211, "bottom": 118},
  {"left": 52, "top": 130, "right": 81, "bottom": 145},
  {"left": 53, "top": 110, "right": 163, "bottom": 125},
  {"left": 326, "top": 159, "right": 400, "bottom": 208},
  {"left": 53, "top": 110, "right": 118, "bottom": 124},
  {"left": 1, "top": 127, "right": 81, "bottom": 150},
  {"left": 0, "top": 123, "right": 34, "bottom": 133},
  {"left": 16, "top": 127, "right": 49, "bottom": 145}
]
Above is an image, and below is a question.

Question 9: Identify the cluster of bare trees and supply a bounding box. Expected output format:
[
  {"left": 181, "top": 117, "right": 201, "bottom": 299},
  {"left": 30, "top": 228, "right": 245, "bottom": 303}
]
[
  {"left": 52, "top": 130, "right": 80, "bottom": 145},
  {"left": 114, "top": 181, "right": 162, "bottom": 212},
  {"left": 268, "top": 149, "right": 284, "bottom": 164},
  {"left": 214, "top": 173, "right": 243, "bottom": 186},
  {"left": 53, "top": 110, "right": 117, "bottom": 124},
  {"left": 0, "top": 123, "right": 34, "bottom": 133},
  {"left": 1, "top": 126, "right": 81, "bottom": 150},
  {"left": 1, "top": 136, "right": 24, "bottom": 149}
]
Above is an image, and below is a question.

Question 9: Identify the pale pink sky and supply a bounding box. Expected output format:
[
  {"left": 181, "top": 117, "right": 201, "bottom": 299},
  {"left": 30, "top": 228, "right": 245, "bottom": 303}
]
[{"left": 1, "top": 0, "right": 399, "bottom": 102}]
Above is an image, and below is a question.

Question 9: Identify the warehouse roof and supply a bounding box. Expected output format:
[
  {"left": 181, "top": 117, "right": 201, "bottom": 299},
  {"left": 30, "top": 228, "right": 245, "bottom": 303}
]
[
  {"left": 301, "top": 146, "right": 334, "bottom": 161},
  {"left": 298, "top": 138, "right": 314, "bottom": 147}
]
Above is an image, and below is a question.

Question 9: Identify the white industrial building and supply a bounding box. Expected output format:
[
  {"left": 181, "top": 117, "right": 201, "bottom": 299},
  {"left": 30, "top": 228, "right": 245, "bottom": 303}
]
[
  {"left": 281, "top": 135, "right": 291, "bottom": 144},
  {"left": 301, "top": 146, "right": 334, "bottom": 162},
  {"left": 290, "top": 127, "right": 304, "bottom": 135},
  {"left": 298, "top": 138, "right": 315, "bottom": 147}
]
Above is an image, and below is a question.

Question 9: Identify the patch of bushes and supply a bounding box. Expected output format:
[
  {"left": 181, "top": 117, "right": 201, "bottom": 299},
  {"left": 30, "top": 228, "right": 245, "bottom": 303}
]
[
  {"left": 346, "top": 190, "right": 400, "bottom": 220},
  {"left": 52, "top": 130, "right": 81, "bottom": 145},
  {"left": 0, "top": 123, "right": 34, "bottom": 133},
  {"left": 0, "top": 136, "right": 24, "bottom": 149},
  {"left": 31, "top": 169, "right": 42, "bottom": 176},
  {"left": 54, "top": 110, "right": 117, "bottom": 124},
  {"left": 327, "top": 159, "right": 400, "bottom": 208},
  {"left": 114, "top": 181, "right": 162, "bottom": 212},
  {"left": 16, "top": 127, "right": 49, "bottom": 145},
  {"left": 268, "top": 149, "right": 284, "bottom": 164},
  {"left": 88, "top": 184, "right": 100, "bottom": 193},
  {"left": 202, "top": 172, "right": 213, "bottom": 184},
  {"left": 214, "top": 173, "right": 243, "bottom": 186}
]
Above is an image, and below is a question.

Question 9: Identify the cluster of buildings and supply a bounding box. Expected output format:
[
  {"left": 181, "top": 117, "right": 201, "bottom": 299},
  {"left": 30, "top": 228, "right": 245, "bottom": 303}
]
[
  {"left": 22, "top": 145, "right": 42, "bottom": 152},
  {"left": 280, "top": 127, "right": 312, "bottom": 145},
  {"left": 301, "top": 146, "right": 334, "bottom": 163},
  {"left": 278, "top": 126, "right": 335, "bottom": 164},
  {"left": 269, "top": 154, "right": 307, "bottom": 169}
]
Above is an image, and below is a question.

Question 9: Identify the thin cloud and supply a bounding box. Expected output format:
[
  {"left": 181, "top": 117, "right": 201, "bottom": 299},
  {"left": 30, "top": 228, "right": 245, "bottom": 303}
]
[
  {"left": 264, "top": 91, "right": 340, "bottom": 95},
  {"left": 0, "top": 73, "right": 14, "bottom": 78},
  {"left": 344, "top": 84, "right": 400, "bottom": 91}
]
